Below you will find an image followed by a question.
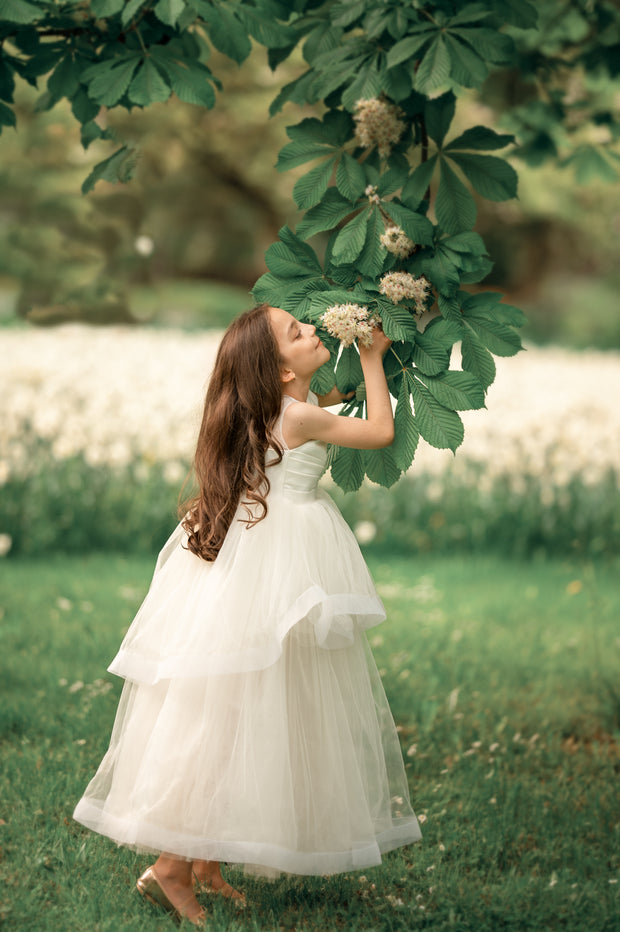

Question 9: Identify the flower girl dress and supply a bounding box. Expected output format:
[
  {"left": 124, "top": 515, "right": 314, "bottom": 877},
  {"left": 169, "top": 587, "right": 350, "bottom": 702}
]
[{"left": 73, "top": 391, "right": 421, "bottom": 876}]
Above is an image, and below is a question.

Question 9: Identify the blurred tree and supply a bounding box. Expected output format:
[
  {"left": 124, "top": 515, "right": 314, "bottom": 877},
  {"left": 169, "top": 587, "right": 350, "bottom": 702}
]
[{"left": 1, "top": 0, "right": 619, "bottom": 325}]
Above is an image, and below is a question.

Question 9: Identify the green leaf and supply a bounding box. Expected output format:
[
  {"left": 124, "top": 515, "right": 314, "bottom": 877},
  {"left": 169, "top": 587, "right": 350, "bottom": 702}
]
[
  {"left": 335, "top": 345, "right": 363, "bottom": 392},
  {"left": 297, "top": 189, "right": 354, "bottom": 239},
  {"left": 128, "top": 59, "right": 171, "bottom": 106},
  {"left": 47, "top": 54, "right": 79, "bottom": 104},
  {"left": 0, "top": 100, "right": 16, "bottom": 128},
  {"left": 364, "top": 447, "right": 401, "bottom": 487},
  {"left": 463, "top": 316, "right": 522, "bottom": 357},
  {"left": 90, "top": 0, "right": 125, "bottom": 15},
  {"left": 154, "top": 0, "right": 186, "bottom": 27},
  {"left": 355, "top": 207, "right": 386, "bottom": 277},
  {"left": 563, "top": 146, "right": 619, "bottom": 185},
  {"left": 421, "top": 370, "right": 486, "bottom": 410},
  {"left": 377, "top": 302, "right": 418, "bottom": 342},
  {"left": 71, "top": 88, "right": 99, "bottom": 125},
  {"left": 445, "top": 125, "right": 515, "bottom": 152},
  {"left": 410, "top": 331, "right": 450, "bottom": 376},
  {"left": 311, "top": 357, "right": 337, "bottom": 395},
  {"left": 461, "top": 330, "right": 495, "bottom": 389},
  {"left": 277, "top": 140, "right": 335, "bottom": 171},
  {"left": 435, "top": 157, "right": 476, "bottom": 234},
  {"left": 415, "top": 35, "right": 451, "bottom": 94},
  {"left": 293, "top": 157, "right": 336, "bottom": 209},
  {"left": 491, "top": 0, "right": 538, "bottom": 30},
  {"left": 153, "top": 54, "right": 215, "bottom": 107},
  {"left": 265, "top": 229, "right": 323, "bottom": 278},
  {"left": 331, "top": 209, "right": 369, "bottom": 264},
  {"left": 386, "top": 32, "right": 433, "bottom": 68},
  {"left": 336, "top": 153, "right": 366, "bottom": 201},
  {"left": 80, "top": 120, "right": 110, "bottom": 148},
  {"left": 88, "top": 57, "right": 140, "bottom": 107},
  {"left": 252, "top": 272, "right": 293, "bottom": 306},
  {"left": 81, "top": 145, "right": 138, "bottom": 195},
  {"left": 401, "top": 156, "right": 437, "bottom": 208},
  {"left": 445, "top": 34, "right": 488, "bottom": 88},
  {"left": 121, "top": 0, "right": 147, "bottom": 26},
  {"left": 197, "top": 2, "right": 252, "bottom": 63},
  {"left": 286, "top": 110, "right": 353, "bottom": 148},
  {"left": 448, "top": 152, "right": 518, "bottom": 201},
  {"left": 382, "top": 201, "right": 434, "bottom": 246},
  {"left": 408, "top": 373, "right": 464, "bottom": 451},
  {"left": 425, "top": 91, "right": 455, "bottom": 148},
  {"left": 392, "top": 375, "right": 419, "bottom": 471},
  {"left": 330, "top": 445, "right": 365, "bottom": 493},
  {"left": 442, "top": 231, "right": 488, "bottom": 256},
  {"left": 0, "top": 0, "right": 42, "bottom": 24},
  {"left": 455, "top": 28, "right": 514, "bottom": 66},
  {"left": 341, "top": 57, "right": 383, "bottom": 111},
  {"left": 237, "top": 5, "right": 292, "bottom": 48}
]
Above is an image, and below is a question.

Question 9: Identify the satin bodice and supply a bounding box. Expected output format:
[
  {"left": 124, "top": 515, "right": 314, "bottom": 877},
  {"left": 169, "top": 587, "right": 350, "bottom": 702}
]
[{"left": 266, "top": 393, "right": 327, "bottom": 502}]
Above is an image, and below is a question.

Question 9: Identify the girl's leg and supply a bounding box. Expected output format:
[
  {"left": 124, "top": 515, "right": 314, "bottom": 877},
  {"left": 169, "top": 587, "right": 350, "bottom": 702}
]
[
  {"left": 192, "top": 859, "right": 246, "bottom": 905},
  {"left": 137, "top": 853, "right": 206, "bottom": 924}
]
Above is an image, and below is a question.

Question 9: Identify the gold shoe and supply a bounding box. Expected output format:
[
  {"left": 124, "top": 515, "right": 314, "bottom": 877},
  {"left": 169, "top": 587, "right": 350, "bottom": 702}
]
[
  {"left": 193, "top": 872, "right": 247, "bottom": 909},
  {"left": 137, "top": 865, "right": 207, "bottom": 925}
]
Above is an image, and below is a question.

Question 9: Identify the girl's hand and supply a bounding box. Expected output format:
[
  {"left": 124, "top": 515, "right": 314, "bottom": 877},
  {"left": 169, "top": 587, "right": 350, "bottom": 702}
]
[
  {"left": 318, "top": 386, "right": 356, "bottom": 407},
  {"left": 359, "top": 325, "right": 392, "bottom": 358}
]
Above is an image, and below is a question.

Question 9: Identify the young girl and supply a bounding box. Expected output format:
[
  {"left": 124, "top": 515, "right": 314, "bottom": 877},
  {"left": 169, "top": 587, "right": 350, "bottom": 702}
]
[{"left": 73, "top": 303, "right": 421, "bottom": 925}]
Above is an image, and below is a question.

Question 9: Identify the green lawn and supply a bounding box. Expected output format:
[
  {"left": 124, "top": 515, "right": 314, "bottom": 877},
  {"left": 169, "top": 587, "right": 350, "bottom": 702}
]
[{"left": 1, "top": 553, "right": 618, "bottom": 931}]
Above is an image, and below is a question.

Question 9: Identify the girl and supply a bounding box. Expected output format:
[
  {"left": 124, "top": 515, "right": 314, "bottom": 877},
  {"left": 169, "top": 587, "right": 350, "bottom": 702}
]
[{"left": 73, "top": 303, "right": 421, "bottom": 925}]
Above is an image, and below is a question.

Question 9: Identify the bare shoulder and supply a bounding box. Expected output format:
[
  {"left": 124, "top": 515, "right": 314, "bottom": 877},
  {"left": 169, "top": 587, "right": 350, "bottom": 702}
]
[{"left": 281, "top": 401, "right": 331, "bottom": 447}]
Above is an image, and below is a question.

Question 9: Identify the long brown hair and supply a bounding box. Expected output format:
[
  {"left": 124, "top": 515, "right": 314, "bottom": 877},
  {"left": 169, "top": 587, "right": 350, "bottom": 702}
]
[{"left": 179, "top": 304, "right": 284, "bottom": 561}]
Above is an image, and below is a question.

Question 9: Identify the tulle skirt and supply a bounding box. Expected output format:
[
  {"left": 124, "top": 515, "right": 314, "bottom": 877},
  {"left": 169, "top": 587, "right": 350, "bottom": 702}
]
[{"left": 73, "top": 490, "right": 421, "bottom": 875}]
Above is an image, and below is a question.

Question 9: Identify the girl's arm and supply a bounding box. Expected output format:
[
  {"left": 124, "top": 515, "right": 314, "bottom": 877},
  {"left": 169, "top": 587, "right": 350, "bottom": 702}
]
[
  {"left": 284, "top": 329, "right": 395, "bottom": 450},
  {"left": 316, "top": 387, "right": 355, "bottom": 407}
]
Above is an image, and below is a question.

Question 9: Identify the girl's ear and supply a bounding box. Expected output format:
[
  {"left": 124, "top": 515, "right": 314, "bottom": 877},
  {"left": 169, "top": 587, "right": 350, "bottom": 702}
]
[{"left": 281, "top": 367, "right": 296, "bottom": 385}]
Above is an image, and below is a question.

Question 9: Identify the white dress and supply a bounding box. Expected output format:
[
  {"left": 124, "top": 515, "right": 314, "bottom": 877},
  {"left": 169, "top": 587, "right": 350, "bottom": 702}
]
[{"left": 73, "top": 391, "right": 421, "bottom": 876}]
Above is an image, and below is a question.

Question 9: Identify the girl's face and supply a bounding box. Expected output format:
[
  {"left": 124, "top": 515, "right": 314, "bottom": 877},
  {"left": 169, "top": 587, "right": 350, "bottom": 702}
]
[{"left": 269, "top": 306, "right": 331, "bottom": 384}]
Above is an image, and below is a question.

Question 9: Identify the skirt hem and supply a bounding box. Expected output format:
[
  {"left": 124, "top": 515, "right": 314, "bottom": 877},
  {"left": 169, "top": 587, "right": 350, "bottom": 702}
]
[{"left": 72, "top": 797, "right": 421, "bottom": 876}]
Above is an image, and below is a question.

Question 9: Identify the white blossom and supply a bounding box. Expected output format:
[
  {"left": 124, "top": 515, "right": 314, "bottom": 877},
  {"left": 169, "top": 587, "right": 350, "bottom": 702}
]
[
  {"left": 379, "top": 271, "right": 431, "bottom": 316},
  {"left": 354, "top": 98, "right": 405, "bottom": 159},
  {"left": 380, "top": 225, "right": 415, "bottom": 258},
  {"left": 320, "top": 303, "right": 380, "bottom": 348}
]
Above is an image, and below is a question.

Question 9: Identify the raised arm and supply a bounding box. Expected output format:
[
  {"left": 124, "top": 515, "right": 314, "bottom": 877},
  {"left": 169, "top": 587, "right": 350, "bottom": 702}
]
[{"left": 283, "top": 329, "right": 394, "bottom": 450}]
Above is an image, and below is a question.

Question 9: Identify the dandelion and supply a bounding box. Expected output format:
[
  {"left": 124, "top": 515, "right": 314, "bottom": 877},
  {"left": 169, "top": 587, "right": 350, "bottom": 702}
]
[
  {"left": 134, "top": 235, "right": 154, "bottom": 257},
  {"left": 56, "top": 596, "right": 72, "bottom": 611},
  {"left": 0, "top": 534, "right": 12, "bottom": 558},
  {"left": 320, "top": 303, "right": 381, "bottom": 348},
  {"left": 379, "top": 271, "right": 431, "bottom": 317},
  {"left": 418, "top": 813, "right": 427, "bottom": 824},
  {"left": 380, "top": 225, "right": 415, "bottom": 258},
  {"left": 386, "top": 895, "right": 404, "bottom": 907},
  {"left": 406, "top": 743, "right": 417, "bottom": 757},
  {"left": 354, "top": 520, "right": 377, "bottom": 544},
  {"left": 69, "top": 681, "right": 84, "bottom": 693},
  {"left": 354, "top": 98, "right": 405, "bottom": 159}
]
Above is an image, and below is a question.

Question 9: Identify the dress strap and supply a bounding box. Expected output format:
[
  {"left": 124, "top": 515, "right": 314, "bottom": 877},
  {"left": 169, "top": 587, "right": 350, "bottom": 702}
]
[{"left": 274, "top": 391, "right": 318, "bottom": 451}]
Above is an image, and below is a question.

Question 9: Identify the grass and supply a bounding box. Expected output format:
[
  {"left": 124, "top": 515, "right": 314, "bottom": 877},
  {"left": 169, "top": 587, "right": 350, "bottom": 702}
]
[{"left": 1, "top": 552, "right": 618, "bottom": 931}]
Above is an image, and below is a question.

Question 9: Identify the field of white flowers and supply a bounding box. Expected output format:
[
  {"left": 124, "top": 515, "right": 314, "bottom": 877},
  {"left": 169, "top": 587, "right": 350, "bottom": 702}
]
[{"left": 2, "top": 324, "right": 620, "bottom": 491}]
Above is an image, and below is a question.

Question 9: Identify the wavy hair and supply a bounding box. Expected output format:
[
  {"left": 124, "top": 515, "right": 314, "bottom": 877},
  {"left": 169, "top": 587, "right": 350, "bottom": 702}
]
[{"left": 179, "top": 304, "right": 284, "bottom": 562}]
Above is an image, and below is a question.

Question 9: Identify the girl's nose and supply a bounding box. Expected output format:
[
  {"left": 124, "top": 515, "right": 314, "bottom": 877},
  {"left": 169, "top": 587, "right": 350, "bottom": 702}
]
[{"left": 309, "top": 324, "right": 316, "bottom": 335}]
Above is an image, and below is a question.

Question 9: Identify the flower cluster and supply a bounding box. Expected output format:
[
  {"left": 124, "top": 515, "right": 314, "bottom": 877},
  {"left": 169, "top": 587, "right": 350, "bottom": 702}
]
[
  {"left": 365, "top": 184, "right": 381, "bottom": 205},
  {"left": 353, "top": 98, "right": 405, "bottom": 159},
  {"left": 320, "top": 303, "right": 381, "bottom": 348},
  {"left": 379, "top": 272, "right": 431, "bottom": 317},
  {"left": 380, "top": 225, "right": 415, "bottom": 258}
]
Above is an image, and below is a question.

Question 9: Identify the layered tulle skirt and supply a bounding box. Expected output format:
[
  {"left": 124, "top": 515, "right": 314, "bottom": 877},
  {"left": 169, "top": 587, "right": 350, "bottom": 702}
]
[{"left": 73, "top": 489, "right": 421, "bottom": 875}]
